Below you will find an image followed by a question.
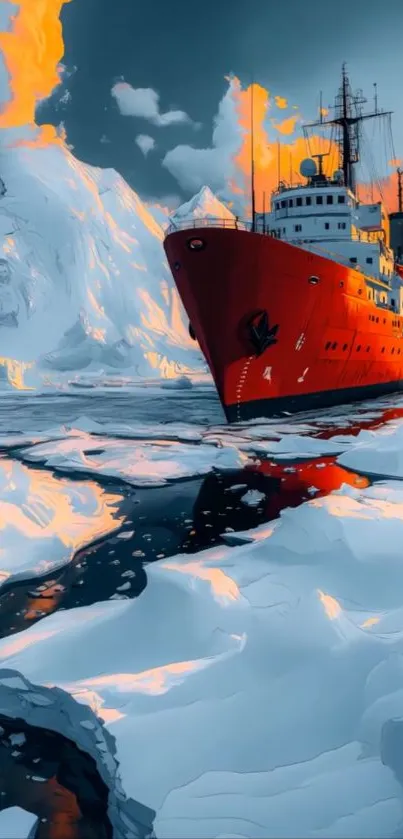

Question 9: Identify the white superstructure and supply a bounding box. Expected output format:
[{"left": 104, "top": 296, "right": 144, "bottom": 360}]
[{"left": 256, "top": 163, "right": 395, "bottom": 285}]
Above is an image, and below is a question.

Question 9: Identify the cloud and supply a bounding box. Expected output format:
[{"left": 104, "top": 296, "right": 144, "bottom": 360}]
[
  {"left": 111, "top": 82, "right": 194, "bottom": 127},
  {"left": 162, "top": 75, "right": 400, "bottom": 216},
  {"left": 135, "top": 134, "right": 155, "bottom": 156},
  {"left": 162, "top": 78, "right": 242, "bottom": 197},
  {"left": 270, "top": 114, "right": 300, "bottom": 135},
  {"left": 161, "top": 77, "right": 334, "bottom": 215}
]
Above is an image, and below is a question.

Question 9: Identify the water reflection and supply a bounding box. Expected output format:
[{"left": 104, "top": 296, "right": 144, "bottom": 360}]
[
  {"left": 312, "top": 405, "right": 403, "bottom": 440},
  {"left": 0, "top": 714, "right": 112, "bottom": 839},
  {"left": 0, "top": 451, "right": 368, "bottom": 639}
]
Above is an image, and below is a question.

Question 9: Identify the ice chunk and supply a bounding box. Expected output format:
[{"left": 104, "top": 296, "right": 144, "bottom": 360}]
[
  {"left": 0, "top": 807, "right": 38, "bottom": 839},
  {"left": 0, "top": 458, "right": 123, "bottom": 590}
]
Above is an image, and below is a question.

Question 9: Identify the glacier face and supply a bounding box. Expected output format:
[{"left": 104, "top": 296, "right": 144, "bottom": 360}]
[{"left": 0, "top": 142, "right": 229, "bottom": 384}]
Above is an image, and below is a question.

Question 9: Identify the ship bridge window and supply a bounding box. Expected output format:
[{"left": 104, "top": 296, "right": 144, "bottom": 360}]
[
  {"left": 316, "top": 196, "right": 323, "bottom": 205},
  {"left": 338, "top": 222, "right": 346, "bottom": 229},
  {"left": 281, "top": 200, "right": 286, "bottom": 208},
  {"left": 366, "top": 257, "right": 373, "bottom": 264},
  {"left": 326, "top": 195, "right": 334, "bottom": 204},
  {"left": 338, "top": 195, "right": 346, "bottom": 204},
  {"left": 275, "top": 202, "right": 280, "bottom": 211},
  {"left": 288, "top": 199, "right": 294, "bottom": 207},
  {"left": 305, "top": 196, "right": 312, "bottom": 206},
  {"left": 350, "top": 257, "right": 357, "bottom": 264},
  {"left": 296, "top": 197, "right": 302, "bottom": 207},
  {"left": 294, "top": 224, "right": 302, "bottom": 232},
  {"left": 324, "top": 222, "right": 330, "bottom": 230}
]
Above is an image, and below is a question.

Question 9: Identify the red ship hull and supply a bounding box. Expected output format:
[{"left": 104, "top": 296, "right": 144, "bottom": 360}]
[{"left": 164, "top": 227, "right": 403, "bottom": 421}]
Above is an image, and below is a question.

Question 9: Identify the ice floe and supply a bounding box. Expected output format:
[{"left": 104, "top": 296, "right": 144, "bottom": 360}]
[
  {"left": 0, "top": 458, "right": 123, "bottom": 589},
  {"left": 0, "top": 807, "right": 38, "bottom": 839},
  {"left": 2, "top": 480, "right": 403, "bottom": 835}
]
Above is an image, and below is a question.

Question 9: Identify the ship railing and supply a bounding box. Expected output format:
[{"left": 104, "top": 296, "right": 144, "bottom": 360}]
[{"left": 165, "top": 217, "right": 275, "bottom": 236}]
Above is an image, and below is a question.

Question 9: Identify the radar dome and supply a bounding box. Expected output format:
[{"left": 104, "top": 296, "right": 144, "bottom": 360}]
[{"left": 300, "top": 158, "right": 317, "bottom": 178}]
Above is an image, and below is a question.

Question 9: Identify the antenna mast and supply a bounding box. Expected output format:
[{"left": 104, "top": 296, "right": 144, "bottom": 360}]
[
  {"left": 303, "top": 64, "right": 393, "bottom": 195},
  {"left": 398, "top": 167, "right": 403, "bottom": 213},
  {"left": 250, "top": 82, "right": 256, "bottom": 232}
]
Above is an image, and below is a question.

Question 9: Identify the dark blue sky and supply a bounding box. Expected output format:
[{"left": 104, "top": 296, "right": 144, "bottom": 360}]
[{"left": 37, "top": 0, "right": 403, "bottom": 203}]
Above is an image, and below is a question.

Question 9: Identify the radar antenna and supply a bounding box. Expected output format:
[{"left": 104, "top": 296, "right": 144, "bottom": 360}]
[{"left": 303, "top": 64, "right": 393, "bottom": 194}]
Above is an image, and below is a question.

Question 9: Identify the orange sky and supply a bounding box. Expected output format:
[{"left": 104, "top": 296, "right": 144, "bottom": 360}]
[
  {"left": 0, "top": 0, "right": 71, "bottom": 133},
  {"left": 232, "top": 80, "right": 399, "bottom": 214}
]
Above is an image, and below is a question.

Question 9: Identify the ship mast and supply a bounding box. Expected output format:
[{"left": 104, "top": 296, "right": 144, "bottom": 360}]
[
  {"left": 304, "top": 64, "right": 393, "bottom": 195},
  {"left": 250, "top": 81, "right": 256, "bottom": 232},
  {"left": 398, "top": 167, "right": 403, "bottom": 213}
]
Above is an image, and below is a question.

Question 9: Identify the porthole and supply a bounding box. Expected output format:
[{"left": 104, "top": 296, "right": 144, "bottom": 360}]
[
  {"left": 331, "top": 342, "right": 337, "bottom": 350},
  {"left": 325, "top": 341, "right": 331, "bottom": 350},
  {"left": 173, "top": 261, "right": 181, "bottom": 270},
  {"left": 308, "top": 275, "right": 319, "bottom": 285},
  {"left": 187, "top": 238, "right": 206, "bottom": 251},
  {"left": 342, "top": 343, "right": 348, "bottom": 351}
]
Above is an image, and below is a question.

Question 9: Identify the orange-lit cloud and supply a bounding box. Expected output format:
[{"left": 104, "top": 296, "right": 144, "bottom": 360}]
[
  {"left": 232, "top": 81, "right": 400, "bottom": 214},
  {"left": 232, "top": 80, "right": 339, "bottom": 213},
  {"left": 360, "top": 170, "right": 399, "bottom": 213},
  {"left": 275, "top": 95, "right": 288, "bottom": 109},
  {"left": 272, "top": 114, "right": 300, "bottom": 136},
  {"left": 0, "top": 0, "right": 71, "bottom": 140}
]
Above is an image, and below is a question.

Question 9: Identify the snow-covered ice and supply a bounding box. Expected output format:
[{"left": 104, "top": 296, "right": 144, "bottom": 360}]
[
  {"left": 169, "top": 185, "right": 234, "bottom": 225},
  {"left": 0, "top": 669, "right": 154, "bottom": 838},
  {"left": 2, "top": 478, "right": 403, "bottom": 836},
  {"left": 338, "top": 418, "right": 403, "bottom": 479},
  {"left": 0, "top": 457, "right": 123, "bottom": 589},
  {"left": 16, "top": 431, "right": 246, "bottom": 486},
  {"left": 240, "top": 488, "right": 266, "bottom": 506},
  {"left": 0, "top": 807, "right": 38, "bottom": 839},
  {"left": 0, "top": 142, "right": 207, "bottom": 387}
]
